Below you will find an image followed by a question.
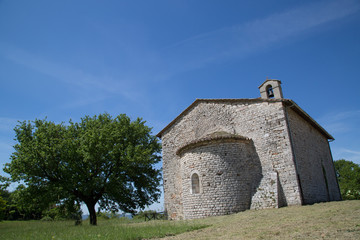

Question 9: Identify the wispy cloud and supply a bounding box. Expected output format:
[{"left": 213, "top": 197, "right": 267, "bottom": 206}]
[
  {"left": 1, "top": 0, "right": 359, "bottom": 100},
  {"left": 0, "top": 44, "right": 142, "bottom": 104},
  {"left": 318, "top": 110, "right": 360, "bottom": 134},
  {"left": 322, "top": 110, "right": 360, "bottom": 164},
  {"left": 159, "top": 0, "right": 360, "bottom": 75},
  {"left": 342, "top": 149, "right": 360, "bottom": 156},
  {"left": 0, "top": 117, "right": 21, "bottom": 133},
  {"left": 333, "top": 147, "right": 360, "bottom": 164}
]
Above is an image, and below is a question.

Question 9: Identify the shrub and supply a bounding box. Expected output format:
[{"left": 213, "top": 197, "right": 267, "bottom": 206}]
[
  {"left": 97, "top": 211, "right": 110, "bottom": 220},
  {"left": 40, "top": 216, "right": 53, "bottom": 221}
]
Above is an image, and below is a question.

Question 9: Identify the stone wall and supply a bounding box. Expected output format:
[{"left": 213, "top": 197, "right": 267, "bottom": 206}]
[
  {"left": 286, "top": 107, "right": 341, "bottom": 203},
  {"left": 160, "top": 99, "right": 303, "bottom": 219},
  {"left": 250, "top": 171, "right": 279, "bottom": 210},
  {"left": 179, "top": 139, "right": 261, "bottom": 219}
]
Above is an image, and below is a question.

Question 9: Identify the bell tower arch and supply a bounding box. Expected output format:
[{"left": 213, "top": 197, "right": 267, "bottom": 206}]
[{"left": 259, "top": 79, "right": 283, "bottom": 99}]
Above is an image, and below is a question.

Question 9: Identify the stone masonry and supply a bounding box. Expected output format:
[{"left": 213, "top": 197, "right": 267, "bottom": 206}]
[{"left": 157, "top": 80, "right": 341, "bottom": 220}]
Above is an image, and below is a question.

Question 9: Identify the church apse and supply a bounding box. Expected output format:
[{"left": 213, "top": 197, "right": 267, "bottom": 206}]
[{"left": 177, "top": 132, "right": 262, "bottom": 219}]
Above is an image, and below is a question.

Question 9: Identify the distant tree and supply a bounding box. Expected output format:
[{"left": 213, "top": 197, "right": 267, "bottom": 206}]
[
  {"left": 334, "top": 159, "right": 360, "bottom": 200},
  {"left": 4, "top": 113, "right": 162, "bottom": 225},
  {"left": 0, "top": 195, "right": 6, "bottom": 221},
  {"left": 0, "top": 175, "right": 8, "bottom": 220},
  {"left": 7, "top": 185, "right": 45, "bottom": 220},
  {"left": 0, "top": 185, "right": 81, "bottom": 221}
]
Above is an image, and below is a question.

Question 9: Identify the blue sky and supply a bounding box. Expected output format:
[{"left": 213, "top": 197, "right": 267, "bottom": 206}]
[{"left": 1, "top": 0, "right": 360, "bottom": 212}]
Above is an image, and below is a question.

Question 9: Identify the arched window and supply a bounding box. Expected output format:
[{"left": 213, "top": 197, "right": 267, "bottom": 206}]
[
  {"left": 266, "top": 85, "right": 274, "bottom": 98},
  {"left": 191, "top": 173, "right": 200, "bottom": 194}
]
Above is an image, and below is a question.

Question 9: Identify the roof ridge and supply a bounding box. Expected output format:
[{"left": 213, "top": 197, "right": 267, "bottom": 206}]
[{"left": 156, "top": 98, "right": 289, "bottom": 138}]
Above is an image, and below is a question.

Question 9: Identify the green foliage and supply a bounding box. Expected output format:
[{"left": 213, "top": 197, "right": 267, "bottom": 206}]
[
  {"left": 0, "top": 195, "right": 6, "bottom": 220},
  {"left": 1, "top": 184, "right": 79, "bottom": 221},
  {"left": 10, "top": 184, "right": 52, "bottom": 220},
  {"left": 0, "top": 176, "right": 8, "bottom": 220},
  {"left": 40, "top": 216, "right": 54, "bottom": 221},
  {"left": 96, "top": 211, "right": 110, "bottom": 220},
  {"left": 4, "top": 113, "right": 162, "bottom": 225},
  {"left": 42, "top": 203, "right": 81, "bottom": 221},
  {"left": 1, "top": 187, "right": 37, "bottom": 220},
  {"left": 334, "top": 159, "right": 360, "bottom": 200},
  {"left": 96, "top": 210, "right": 120, "bottom": 220},
  {"left": 0, "top": 186, "right": 64, "bottom": 221},
  {"left": 0, "top": 175, "right": 10, "bottom": 190}
]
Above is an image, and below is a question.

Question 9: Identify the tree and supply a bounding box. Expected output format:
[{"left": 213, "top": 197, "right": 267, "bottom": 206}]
[
  {"left": 0, "top": 176, "right": 11, "bottom": 221},
  {"left": 0, "top": 195, "right": 6, "bottom": 221},
  {"left": 9, "top": 184, "right": 59, "bottom": 220},
  {"left": 334, "top": 159, "right": 360, "bottom": 200},
  {"left": 4, "top": 113, "right": 162, "bottom": 225}
]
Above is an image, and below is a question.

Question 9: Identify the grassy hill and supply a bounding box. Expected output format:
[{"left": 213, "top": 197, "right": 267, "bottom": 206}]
[
  {"left": 0, "top": 200, "right": 359, "bottom": 239},
  {"left": 160, "top": 200, "right": 360, "bottom": 240}
]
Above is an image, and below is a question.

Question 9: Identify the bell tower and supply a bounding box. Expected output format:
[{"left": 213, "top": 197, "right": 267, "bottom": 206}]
[{"left": 259, "top": 79, "right": 283, "bottom": 99}]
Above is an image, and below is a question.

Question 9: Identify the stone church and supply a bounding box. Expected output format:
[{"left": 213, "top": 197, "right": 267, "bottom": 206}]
[{"left": 157, "top": 79, "right": 341, "bottom": 220}]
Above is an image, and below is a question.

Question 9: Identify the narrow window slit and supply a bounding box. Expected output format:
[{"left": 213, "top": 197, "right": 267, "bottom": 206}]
[{"left": 191, "top": 173, "right": 200, "bottom": 194}]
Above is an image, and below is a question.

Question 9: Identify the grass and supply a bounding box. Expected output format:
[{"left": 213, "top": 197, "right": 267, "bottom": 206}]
[
  {"left": 159, "top": 200, "right": 360, "bottom": 240},
  {"left": 1, "top": 200, "right": 359, "bottom": 239},
  {"left": 0, "top": 218, "right": 208, "bottom": 240}
]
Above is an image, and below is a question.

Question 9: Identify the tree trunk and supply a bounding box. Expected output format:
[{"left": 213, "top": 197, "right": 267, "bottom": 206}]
[{"left": 85, "top": 201, "right": 97, "bottom": 225}]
